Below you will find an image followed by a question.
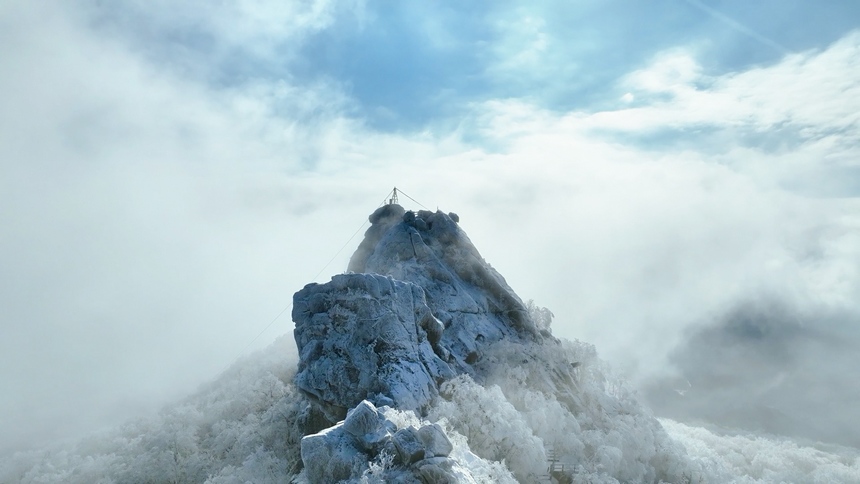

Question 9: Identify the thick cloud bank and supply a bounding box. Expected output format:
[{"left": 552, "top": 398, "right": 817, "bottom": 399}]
[
  {"left": 644, "top": 297, "right": 860, "bottom": 449},
  {"left": 663, "top": 419, "right": 860, "bottom": 483}
]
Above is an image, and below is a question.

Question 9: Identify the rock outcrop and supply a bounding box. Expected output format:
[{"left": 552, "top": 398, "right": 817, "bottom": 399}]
[
  {"left": 292, "top": 204, "right": 693, "bottom": 483},
  {"left": 351, "top": 206, "right": 543, "bottom": 368},
  {"left": 300, "top": 400, "right": 460, "bottom": 483},
  {"left": 293, "top": 205, "right": 548, "bottom": 418},
  {"left": 293, "top": 273, "right": 454, "bottom": 421},
  {"left": 293, "top": 204, "right": 548, "bottom": 480}
]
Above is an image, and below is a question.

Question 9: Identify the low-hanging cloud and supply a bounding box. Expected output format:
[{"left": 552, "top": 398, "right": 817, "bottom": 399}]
[{"left": 1, "top": 0, "right": 859, "bottom": 457}]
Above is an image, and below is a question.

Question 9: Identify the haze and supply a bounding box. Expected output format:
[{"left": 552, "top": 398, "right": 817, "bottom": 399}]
[{"left": 2, "top": 0, "right": 859, "bottom": 455}]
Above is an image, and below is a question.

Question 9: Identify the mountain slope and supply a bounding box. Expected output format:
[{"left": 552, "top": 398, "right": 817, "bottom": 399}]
[{"left": 3, "top": 205, "right": 860, "bottom": 483}]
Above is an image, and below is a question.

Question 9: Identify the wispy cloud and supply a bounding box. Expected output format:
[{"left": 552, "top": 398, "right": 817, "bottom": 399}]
[{"left": 678, "top": 0, "right": 791, "bottom": 55}]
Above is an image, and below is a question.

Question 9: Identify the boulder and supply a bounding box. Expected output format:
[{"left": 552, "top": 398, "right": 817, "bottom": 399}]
[
  {"left": 392, "top": 426, "right": 426, "bottom": 464},
  {"left": 418, "top": 423, "right": 453, "bottom": 457},
  {"left": 343, "top": 400, "right": 382, "bottom": 438},
  {"left": 300, "top": 424, "right": 367, "bottom": 483},
  {"left": 416, "top": 457, "right": 458, "bottom": 484},
  {"left": 299, "top": 400, "right": 463, "bottom": 483}
]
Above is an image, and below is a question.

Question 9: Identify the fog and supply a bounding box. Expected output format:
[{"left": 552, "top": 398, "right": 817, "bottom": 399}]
[
  {"left": 644, "top": 298, "right": 860, "bottom": 447},
  {"left": 2, "top": 0, "right": 859, "bottom": 457}
]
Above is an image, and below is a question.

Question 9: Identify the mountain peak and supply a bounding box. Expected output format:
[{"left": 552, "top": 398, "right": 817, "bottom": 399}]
[
  {"left": 295, "top": 206, "right": 544, "bottom": 416},
  {"left": 293, "top": 205, "right": 555, "bottom": 481}
]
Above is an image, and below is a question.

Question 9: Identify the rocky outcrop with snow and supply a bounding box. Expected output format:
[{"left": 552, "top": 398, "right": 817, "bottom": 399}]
[
  {"left": 293, "top": 205, "right": 547, "bottom": 427},
  {"left": 350, "top": 206, "right": 542, "bottom": 367},
  {"left": 292, "top": 274, "right": 454, "bottom": 419},
  {"left": 292, "top": 205, "right": 695, "bottom": 482},
  {"left": 301, "top": 399, "right": 471, "bottom": 483}
]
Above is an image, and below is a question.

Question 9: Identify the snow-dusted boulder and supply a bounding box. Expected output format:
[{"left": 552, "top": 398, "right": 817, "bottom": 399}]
[
  {"left": 418, "top": 423, "right": 453, "bottom": 458},
  {"left": 300, "top": 401, "right": 388, "bottom": 481},
  {"left": 300, "top": 423, "right": 367, "bottom": 482},
  {"left": 293, "top": 273, "right": 455, "bottom": 419},
  {"left": 300, "top": 400, "right": 462, "bottom": 483}
]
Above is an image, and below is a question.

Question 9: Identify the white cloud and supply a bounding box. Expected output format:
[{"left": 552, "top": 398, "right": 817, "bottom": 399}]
[
  {"left": 622, "top": 50, "right": 704, "bottom": 95},
  {"left": 489, "top": 13, "right": 550, "bottom": 73},
  {"left": 616, "top": 33, "right": 860, "bottom": 135},
  {"left": 88, "top": 0, "right": 358, "bottom": 59},
  {"left": 2, "top": 0, "right": 859, "bottom": 455},
  {"left": 0, "top": 0, "right": 380, "bottom": 452}
]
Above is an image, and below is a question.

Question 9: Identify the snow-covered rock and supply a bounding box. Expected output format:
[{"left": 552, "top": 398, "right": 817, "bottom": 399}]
[
  {"left": 299, "top": 399, "right": 467, "bottom": 483},
  {"left": 292, "top": 205, "right": 560, "bottom": 480},
  {"left": 293, "top": 205, "right": 548, "bottom": 421},
  {"left": 350, "top": 206, "right": 544, "bottom": 374},
  {"left": 293, "top": 273, "right": 455, "bottom": 420},
  {"left": 293, "top": 204, "right": 699, "bottom": 482}
]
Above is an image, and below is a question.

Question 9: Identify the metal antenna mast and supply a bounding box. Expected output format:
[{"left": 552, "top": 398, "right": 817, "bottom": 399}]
[{"left": 389, "top": 187, "right": 399, "bottom": 205}]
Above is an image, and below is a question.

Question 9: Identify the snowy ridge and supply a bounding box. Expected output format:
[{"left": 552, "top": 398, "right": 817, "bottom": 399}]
[{"left": 3, "top": 205, "right": 860, "bottom": 483}]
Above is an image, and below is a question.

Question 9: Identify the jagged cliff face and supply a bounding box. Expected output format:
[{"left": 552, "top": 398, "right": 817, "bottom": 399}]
[{"left": 293, "top": 205, "right": 542, "bottom": 416}]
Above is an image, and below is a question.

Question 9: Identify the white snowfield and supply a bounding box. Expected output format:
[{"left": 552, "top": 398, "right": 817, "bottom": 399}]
[{"left": 3, "top": 205, "right": 859, "bottom": 483}]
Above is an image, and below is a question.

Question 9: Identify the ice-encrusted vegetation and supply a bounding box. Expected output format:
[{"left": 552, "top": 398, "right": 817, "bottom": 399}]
[
  {"left": 1, "top": 336, "right": 304, "bottom": 484},
  {"left": 427, "top": 335, "right": 700, "bottom": 483},
  {"left": 5, "top": 205, "right": 860, "bottom": 483},
  {"left": 3, "top": 331, "right": 860, "bottom": 483}
]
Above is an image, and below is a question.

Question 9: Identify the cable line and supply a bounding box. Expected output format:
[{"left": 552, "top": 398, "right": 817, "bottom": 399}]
[{"left": 395, "top": 187, "right": 431, "bottom": 211}]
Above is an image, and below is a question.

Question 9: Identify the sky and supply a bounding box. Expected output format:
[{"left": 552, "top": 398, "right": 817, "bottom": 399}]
[{"left": 2, "top": 0, "right": 860, "bottom": 454}]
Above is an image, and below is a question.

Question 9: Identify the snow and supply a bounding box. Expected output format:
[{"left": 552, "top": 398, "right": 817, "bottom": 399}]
[
  {"left": 663, "top": 419, "right": 860, "bottom": 483},
  {"left": 3, "top": 334, "right": 859, "bottom": 483},
  {"left": 3, "top": 204, "right": 859, "bottom": 483}
]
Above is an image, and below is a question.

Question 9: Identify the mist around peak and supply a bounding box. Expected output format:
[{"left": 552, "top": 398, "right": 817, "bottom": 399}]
[
  {"left": 6, "top": 205, "right": 859, "bottom": 483},
  {"left": 643, "top": 297, "right": 860, "bottom": 449}
]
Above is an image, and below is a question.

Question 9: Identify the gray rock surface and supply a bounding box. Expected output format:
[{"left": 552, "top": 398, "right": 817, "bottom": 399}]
[
  {"left": 343, "top": 400, "right": 383, "bottom": 439},
  {"left": 300, "top": 424, "right": 368, "bottom": 483},
  {"left": 299, "top": 399, "right": 459, "bottom": 483},
  {"left": 294, "top": 204, "right": 549, "bottom": 481},
  {"left": 418, "top": 423, "right": 453, "bottom": 458},
  {"left": 393, "top": 426, "right": 426, "bottom": 464},
  {"left": 349, "top": 205, "right": 542, "bottom": 374},
  {"left": 293, "top": 272, "right": 455, "bottom": 419}
]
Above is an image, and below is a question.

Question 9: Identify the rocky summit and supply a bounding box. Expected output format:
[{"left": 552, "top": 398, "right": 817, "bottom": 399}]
[
  {"left": 290, "top": 204, "right": 690, "bottom": 483},
  {"left": 292, "top": 204, "right": 554, "bottom": 482},
  {"left": 294, "top": 205, "right": 543, "bottom": 405}
]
